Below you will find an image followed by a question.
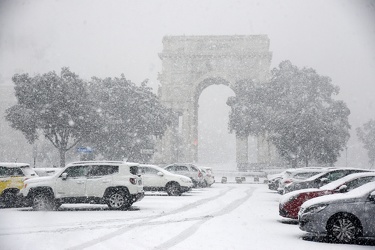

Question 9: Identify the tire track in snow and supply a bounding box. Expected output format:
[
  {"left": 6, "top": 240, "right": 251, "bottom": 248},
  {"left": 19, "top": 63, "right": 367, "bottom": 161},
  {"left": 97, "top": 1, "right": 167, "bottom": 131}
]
[
  {"left": 154, "top": 187, "right": 256, "bottom": 250},
  {"left": 66, "top": 186, "right": 235, "bottom": 250},
  {"left": 0, "top": 187, "right": 233, "bottom": 237}
]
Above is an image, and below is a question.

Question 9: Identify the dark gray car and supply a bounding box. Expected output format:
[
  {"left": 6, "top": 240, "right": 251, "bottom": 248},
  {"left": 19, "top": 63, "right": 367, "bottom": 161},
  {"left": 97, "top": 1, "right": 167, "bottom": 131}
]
[{"left": 299, "top": 182, "right": 375, "bottom": 243}]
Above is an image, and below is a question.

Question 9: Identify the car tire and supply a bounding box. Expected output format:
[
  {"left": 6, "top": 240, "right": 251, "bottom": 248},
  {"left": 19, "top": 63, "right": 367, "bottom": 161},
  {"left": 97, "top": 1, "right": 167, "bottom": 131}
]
[
  {"left": 327, "top": 214, "right": 361, "bottom": 243},
  {"left": 166, "top": 182, "right": 181, "bottom": 196},
  {"left": 107, "top": 190, "right": 131, "bottom": 210},
  {"left": 2, "top": 191, "right": 17, "bottom": 208},
  {"left": 32, "top": 192, "right": 56, "bottom": 211},
  {"left": 201, "top": 180, "right": 208, "bottom": 188}
]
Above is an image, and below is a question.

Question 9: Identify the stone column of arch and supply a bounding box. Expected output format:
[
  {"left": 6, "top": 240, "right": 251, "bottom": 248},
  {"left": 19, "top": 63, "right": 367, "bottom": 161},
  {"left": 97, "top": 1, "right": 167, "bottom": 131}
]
[{"left": 155, "top": 35, "right": 275, "bottom": 169}]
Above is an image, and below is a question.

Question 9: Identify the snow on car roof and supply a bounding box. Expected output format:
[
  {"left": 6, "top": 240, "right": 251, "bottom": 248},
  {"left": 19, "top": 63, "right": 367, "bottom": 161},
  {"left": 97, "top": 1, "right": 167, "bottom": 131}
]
[
  {"left": 301, "top": 182, "right": 375, "bottom": 209},
  {"left": 0, "top": 162, "right": 30, "bottom": 168},
  {"left": 279, "top": 188, "right": 320, "bottom": 205}
]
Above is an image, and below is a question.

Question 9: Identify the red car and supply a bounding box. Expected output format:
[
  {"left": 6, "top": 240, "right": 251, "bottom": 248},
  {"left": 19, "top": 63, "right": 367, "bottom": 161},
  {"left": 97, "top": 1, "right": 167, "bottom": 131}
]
[{"left": 279, "top": 172, "right": 375, "bottom": 219}]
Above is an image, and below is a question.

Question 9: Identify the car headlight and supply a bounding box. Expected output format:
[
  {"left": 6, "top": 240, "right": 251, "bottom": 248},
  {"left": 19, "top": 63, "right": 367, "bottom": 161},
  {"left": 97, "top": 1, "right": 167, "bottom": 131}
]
[{"left": 302, "top": 204, "right": 328, "bottom": 215}]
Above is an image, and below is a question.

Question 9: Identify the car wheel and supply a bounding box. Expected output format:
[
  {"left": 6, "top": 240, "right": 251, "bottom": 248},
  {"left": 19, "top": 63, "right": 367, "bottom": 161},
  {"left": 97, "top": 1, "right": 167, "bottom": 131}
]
[
  {"left": 201, "top": 180, "right": 208, "bottom": 188},
  {"left": 166, "top": 182, "right": 181, "bottom": 196},
  {"left": 328, "top": 214, "right": 361, "bottom": 243},
  {"left": 2, "top": 191, "right": 17, "bottom": 208},
  {"left": 32, "top": 192, "right": 55, "bottom": 211},
  {"left": 107, "top": 190, "right": 130, "bottom": 210}
]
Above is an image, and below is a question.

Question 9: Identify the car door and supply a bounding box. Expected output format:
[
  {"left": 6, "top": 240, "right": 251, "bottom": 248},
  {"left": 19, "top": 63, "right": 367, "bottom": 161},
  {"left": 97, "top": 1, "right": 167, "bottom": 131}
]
[
  {"left": 55, "top": 165, "right": 89, "bottom": 198},
  {"left": 141, "top": 167, "right": 164, "bottom": 190},
  {"left": 86, "top": 165, "right": 118, "bottom": 197},
  {"left": 175, "top": 165, "right": 191, "bottom": 178},
  {"left": 364, "top": 190, "right": 375, "bottom": 236}
]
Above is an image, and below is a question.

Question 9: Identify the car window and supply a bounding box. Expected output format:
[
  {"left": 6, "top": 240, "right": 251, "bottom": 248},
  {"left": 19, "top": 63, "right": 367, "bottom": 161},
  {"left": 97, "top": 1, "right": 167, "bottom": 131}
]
[
  {"left": 325, "top": 171, "right": 347, "bottom": 182},
  {"left": 63, "top": 165, "right": 89, "bottom": 178},
  {"left": 129, "top": 166, "right": 138, "bottom": 175},
  {"left": 165, "top": 166, "right": 175, "bottom": 171},
  {"left": 293, "top": 172, "right": 320, "bottom": 179},
  {"left": 88, "top": 165, "right": 119, "bottom": 177},
  {"left": 0, "top": 167, "right": 24, "bottom": 177},
  {"left": 190, "top": 166, "right": 198, "bottom": 172},
  {"left": 343, "top": 176, "right": 375, "bottom": 192},
  {"left": 175, "top": 165, "right": 189, "bottom": 171},
  {"left": 143, "top": 167, "right": 158, "bottom": 175}
]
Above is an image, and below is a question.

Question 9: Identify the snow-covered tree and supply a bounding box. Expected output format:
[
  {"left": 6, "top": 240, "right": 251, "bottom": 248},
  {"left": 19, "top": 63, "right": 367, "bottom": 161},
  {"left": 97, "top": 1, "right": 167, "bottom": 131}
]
[
  {"left": 227, "top": 79, "right": 272, "bottom": 138},
  {"left": 86, "top": 76, "right": 172, "bottom": 162},
  {"left": 356, "top": 119, "right": 375, "bottom": 167},
  {"left": 228, "top": 61, "right": 351, "bottom": 167},
  {"left": 5, "top": 68, "right": 99, "bottom": 167}
]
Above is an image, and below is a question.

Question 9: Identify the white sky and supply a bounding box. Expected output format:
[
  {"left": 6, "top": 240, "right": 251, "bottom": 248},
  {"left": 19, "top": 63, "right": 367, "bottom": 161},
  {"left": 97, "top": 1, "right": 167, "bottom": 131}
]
[{"left": 0, "top": 0, "right": 374, "bottom": 166}]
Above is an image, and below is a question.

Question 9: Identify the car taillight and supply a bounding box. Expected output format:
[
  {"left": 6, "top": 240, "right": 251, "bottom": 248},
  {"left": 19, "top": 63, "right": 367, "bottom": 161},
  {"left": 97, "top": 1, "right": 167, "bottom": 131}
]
[
  {"left": 284, "top": 179, "right": 292, "bottom": 184},
  {"left": 129, "top": 178, "right": 136, "bottom": 185},
  {"left": 24, "top": 183, "right": 27, "bottom": 189},
  {"left": 198, "top": 171, "right": 202, "bottom": 178}
]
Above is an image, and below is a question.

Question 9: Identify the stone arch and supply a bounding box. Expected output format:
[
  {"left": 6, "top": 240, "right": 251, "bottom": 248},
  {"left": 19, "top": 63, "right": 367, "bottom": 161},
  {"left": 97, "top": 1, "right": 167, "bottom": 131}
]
[{"left": 155, "top": 35, "right": 275, "bottom": 169}]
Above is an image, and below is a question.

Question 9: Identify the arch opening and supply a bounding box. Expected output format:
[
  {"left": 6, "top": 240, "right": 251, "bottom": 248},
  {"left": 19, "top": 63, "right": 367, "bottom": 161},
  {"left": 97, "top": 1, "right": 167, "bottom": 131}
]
[{"left": 197, "top": 83, "right": 236, "bottom": 169}]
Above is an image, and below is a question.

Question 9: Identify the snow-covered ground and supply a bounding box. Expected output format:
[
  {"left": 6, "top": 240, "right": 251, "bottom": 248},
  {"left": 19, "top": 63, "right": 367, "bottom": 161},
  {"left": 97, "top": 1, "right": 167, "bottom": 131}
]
[{"left": 0, "top": 183, "right": 373, "bottom": 250}]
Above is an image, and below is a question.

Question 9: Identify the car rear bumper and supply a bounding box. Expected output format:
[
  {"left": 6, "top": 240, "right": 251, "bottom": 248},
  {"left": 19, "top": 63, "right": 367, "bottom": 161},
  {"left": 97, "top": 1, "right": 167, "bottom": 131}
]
[{"left": 132, "top": 191, "right": 145, "bottom": 203}]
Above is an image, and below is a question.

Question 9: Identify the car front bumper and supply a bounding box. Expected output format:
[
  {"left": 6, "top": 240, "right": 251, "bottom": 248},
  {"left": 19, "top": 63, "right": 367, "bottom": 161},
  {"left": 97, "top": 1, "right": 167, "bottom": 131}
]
[{"left": 298, "top": 212, "right": 328, "bottom": 234}]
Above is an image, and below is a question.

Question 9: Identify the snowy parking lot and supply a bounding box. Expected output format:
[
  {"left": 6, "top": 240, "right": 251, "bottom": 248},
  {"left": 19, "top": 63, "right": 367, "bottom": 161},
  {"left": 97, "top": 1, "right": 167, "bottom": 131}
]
[{"left": 0, "top": 183, "right": 374, "bottom": 250}]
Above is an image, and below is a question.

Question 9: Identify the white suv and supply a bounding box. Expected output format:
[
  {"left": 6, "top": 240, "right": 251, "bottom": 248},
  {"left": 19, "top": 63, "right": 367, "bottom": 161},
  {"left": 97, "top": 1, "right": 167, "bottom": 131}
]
[
  {"left": 138, "top": 164, "right": 193, "bottom": 196},
  {"left": 20, "top": 161, "right": 144, "bottom": 210}
]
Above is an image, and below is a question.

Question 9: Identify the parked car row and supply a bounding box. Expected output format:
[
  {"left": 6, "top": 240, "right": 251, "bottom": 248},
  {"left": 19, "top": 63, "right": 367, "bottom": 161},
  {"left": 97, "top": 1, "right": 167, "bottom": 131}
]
[
  {"left": 268, "top": 167, "right": 371, "bottom": 195},
  {"left": 0, "top": 161, "right": 215, "bottom": 210},
  {"left": 271, "top": 167, "right": 375, "bottom": 243},
  {"left": 268, "top": 167, "right": 332, "bottom": 193}
]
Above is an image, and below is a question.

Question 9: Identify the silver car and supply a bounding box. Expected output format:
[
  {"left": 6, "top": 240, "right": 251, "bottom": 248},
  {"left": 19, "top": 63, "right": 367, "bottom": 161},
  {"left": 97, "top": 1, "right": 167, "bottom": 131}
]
[
  {"left": 298, "top": 182, "right": 375, "bottom": 243},
  {"left": 164, "top": 163, "right": 203, "bottom": 188}
]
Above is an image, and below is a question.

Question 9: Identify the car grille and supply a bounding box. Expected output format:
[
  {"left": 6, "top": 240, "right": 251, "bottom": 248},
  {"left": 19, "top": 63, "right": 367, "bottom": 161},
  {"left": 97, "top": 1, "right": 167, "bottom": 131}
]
[{"left": 279, "top": 205, "right": 288, "bottom": 217}]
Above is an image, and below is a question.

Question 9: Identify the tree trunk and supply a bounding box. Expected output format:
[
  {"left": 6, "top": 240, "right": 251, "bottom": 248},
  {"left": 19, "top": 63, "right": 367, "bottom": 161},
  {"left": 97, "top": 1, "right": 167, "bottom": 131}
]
[{"left": 59, "top": 148, "right": 66, "bottom": 167}]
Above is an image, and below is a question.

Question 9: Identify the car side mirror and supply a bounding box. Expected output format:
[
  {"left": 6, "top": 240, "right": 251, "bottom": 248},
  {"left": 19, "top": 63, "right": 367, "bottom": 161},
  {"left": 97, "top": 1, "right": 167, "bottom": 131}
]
[
  {"left": 61, "top": 173, "right": 68, "bottom": 180},
  {"left": 369, "top": 191, "right": 375, "bottom": 202},
  {"left": 157, "top": 172, "right": 164, "bottom": 177},
  {"left": 338, "top": 185, "right": 348, "bottom": 193}
]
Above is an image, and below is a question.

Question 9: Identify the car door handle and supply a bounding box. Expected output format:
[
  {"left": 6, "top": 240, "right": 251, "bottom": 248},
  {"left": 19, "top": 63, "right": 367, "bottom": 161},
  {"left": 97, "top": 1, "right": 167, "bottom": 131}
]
[
  {"left": 76, "top": 181, "right": 85, "bottom": 184},
  {"left": 102, "top": 180, "right": 110, "bottom": 183}
]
